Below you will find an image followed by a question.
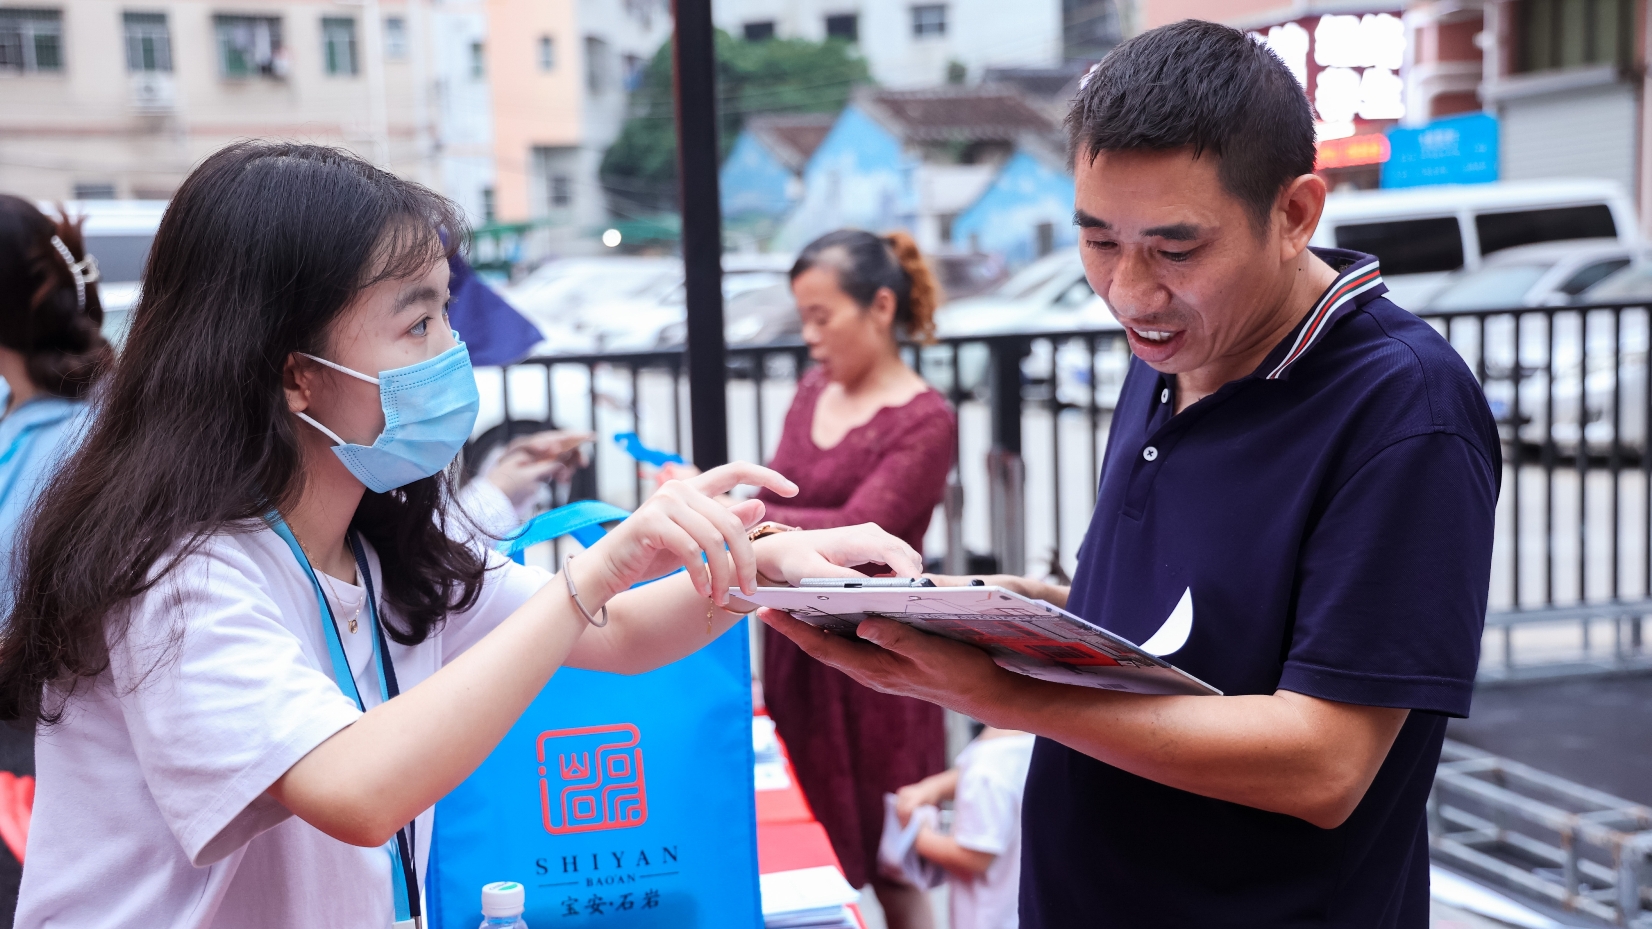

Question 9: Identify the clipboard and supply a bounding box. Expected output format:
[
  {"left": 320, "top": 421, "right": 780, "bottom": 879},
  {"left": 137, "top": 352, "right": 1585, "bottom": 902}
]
[{"left": 731, "top": 583, "right": 1221, "bottom": 697}]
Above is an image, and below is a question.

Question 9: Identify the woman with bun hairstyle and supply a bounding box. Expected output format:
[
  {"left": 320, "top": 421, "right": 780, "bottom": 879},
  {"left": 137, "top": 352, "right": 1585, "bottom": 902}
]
[
  {"left": 0, "top": 195, "right": 110, "bottom": 892},
  {"left": 0, "top": 143, "right": 921, "bottom": 928},
  {"left": 0, "top": 196, "right": 110, "bottom": 611},
  {"left": 758, "top": 229, "right": 957, "bottom": 928}
]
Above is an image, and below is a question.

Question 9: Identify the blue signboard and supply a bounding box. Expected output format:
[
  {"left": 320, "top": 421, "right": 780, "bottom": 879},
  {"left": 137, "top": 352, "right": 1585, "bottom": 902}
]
[{"left": 1381, "top": 113, "right": 1499, "bottom": 188}]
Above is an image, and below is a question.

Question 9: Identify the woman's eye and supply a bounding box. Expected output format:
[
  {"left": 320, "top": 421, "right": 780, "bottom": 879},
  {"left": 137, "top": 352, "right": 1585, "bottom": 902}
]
[{"left": 410, "top": 316, "right": 430, "bottom": 336}]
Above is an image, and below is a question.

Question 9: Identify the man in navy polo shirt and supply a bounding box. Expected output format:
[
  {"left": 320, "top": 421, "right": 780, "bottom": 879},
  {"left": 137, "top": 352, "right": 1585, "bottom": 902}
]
[{"left": 761, "top": 19, "right": 1500, "bottom": 928}]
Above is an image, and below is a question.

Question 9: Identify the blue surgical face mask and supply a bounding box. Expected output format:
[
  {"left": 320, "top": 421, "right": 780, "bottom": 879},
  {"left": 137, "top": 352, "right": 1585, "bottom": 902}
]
[{"left": 294, "top": 337, "right": 480, "bottom": 493}]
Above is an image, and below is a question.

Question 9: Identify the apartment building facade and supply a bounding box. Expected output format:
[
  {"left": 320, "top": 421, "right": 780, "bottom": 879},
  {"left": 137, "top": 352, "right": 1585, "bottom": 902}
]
[
  {"left": 710, "top": 0, "right": 1066, "bottom": 87},
  {"left": 0, "top": 0, "right": 436, "bottom": 200}
]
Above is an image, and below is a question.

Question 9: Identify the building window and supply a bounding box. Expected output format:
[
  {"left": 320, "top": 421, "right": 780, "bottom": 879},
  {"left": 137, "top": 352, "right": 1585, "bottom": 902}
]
[
  {"left": 1519, "top": 0, "right": 1632, "bottom": 73},
  {"left": 72, "top": 182, "right": 117, "bottom": 199},
  {"left": 742, "top": 20, "right": 774, "bottom": 41},
  {"left": 321, "top": 17, "right": 356, "bottom": 75},
  {"left": 911, "top": 4, "right": 946, "bottom": 38},
  {"left": 383, "top": 15, "right": 405, "bottom": 59},
  {"left": 481, "top": 187, "right": 495, "bottom": 223},
  {"left": 123, "top": 11, "right": 170, "bottom": 72},
  {"left": 824, "top": 13, "right": 857, "bottom": 42},
  {"left": 537, "top": 34, "right": 553, "bottom": 71},
  {"left": 584, "top": 35, "right": 608, "bottom": 93},
  {"left": 214, "top": 15, "right": 283, "bottom": 78},
  {"left": 532, "top": 146, "right": 576, "bottom": 217},
  {"left": 621, "top": 52, "right": 643, "bottom": 90},
  {"left": 0, "top": 8, "right": 63, "bottom": 73},
  {"left": 468, "top": 39, "right": 483, "bottom": 78}
]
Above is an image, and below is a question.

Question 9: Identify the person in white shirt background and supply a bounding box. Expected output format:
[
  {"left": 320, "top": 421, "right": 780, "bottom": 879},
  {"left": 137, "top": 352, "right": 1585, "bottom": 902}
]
[
  {"left": 895, "top": 728, "right": 1037, "bottom": 929},
  {"left": 0, "top": 140, "right": 921, "bottom": 929},
  {"left": 456, "top": 424, "right": 593, "bottom": 539}
]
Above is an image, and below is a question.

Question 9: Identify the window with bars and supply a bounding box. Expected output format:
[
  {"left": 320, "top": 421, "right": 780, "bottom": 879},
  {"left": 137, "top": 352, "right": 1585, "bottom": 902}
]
[
  {"left": 584, "top": 34, "right": 608, "bottom": 93},
  {"left": 0, "top": 8, "right": 63, "bottom": 73},
  {"left": 123, "top": 11, "right": 170, "bottom": 71},
  {"left": 321, "top": 17, "right": 356, "bottom": 75},
  {"left": 1518, "top": 0, "right": 1633, "bottom": 73},
  {"left": 825, "top": 13, "right": 857, "bottom": 42},
  {"left": 911, "top": 4, "right": 946, "bottom": 38},
  {"left": 214, "top": 14, "right": 283, "bottom": 78},
  {"left": 383, "top": 15, "right": 405, "bottom": 59}
]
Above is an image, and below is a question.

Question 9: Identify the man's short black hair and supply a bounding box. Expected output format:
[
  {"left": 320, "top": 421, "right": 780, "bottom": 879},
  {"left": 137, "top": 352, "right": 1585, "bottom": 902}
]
[{"left": 1066, "top": 19, "right": 1316, "bottom": 231}]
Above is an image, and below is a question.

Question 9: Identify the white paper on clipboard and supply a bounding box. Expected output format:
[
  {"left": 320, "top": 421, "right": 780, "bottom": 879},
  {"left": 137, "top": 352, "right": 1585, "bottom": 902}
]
[{"left": 730, "top": 585, "right": 1221, "bottom": 696}]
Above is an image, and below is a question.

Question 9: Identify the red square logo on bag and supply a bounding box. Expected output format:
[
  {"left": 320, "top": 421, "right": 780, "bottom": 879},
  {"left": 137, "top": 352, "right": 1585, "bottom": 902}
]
[{"left": 538, "top": 723, "right": 649, "bottom": 834}]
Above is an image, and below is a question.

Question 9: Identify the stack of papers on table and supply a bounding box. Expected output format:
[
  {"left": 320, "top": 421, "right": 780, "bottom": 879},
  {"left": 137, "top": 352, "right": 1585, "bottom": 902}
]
[
  {"left": 753, "top": 716, "right": 791, "bottom": 791},
  {"left": 760, "top": 866, "right": 859, "bottom": 928}
]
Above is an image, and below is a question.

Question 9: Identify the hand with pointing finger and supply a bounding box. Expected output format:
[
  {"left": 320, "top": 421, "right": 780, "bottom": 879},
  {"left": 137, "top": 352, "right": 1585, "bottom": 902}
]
[{"left": 579, "top": 462, "right": 796, "bottom": 609}]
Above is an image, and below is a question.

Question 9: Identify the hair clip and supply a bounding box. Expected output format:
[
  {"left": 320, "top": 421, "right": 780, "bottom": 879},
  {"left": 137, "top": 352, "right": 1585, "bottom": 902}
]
[
  {"left": 48, "top": 235, "right": 101, "bottom": 312},
  {"left": 1077, "top": 60, "right": 1104, "bottom": 92}
]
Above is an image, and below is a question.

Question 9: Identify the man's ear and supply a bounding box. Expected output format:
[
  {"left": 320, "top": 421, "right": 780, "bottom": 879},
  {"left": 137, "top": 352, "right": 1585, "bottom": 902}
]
[{"left": 1276, "top": 173, "right": 1328, "bottom": 263}]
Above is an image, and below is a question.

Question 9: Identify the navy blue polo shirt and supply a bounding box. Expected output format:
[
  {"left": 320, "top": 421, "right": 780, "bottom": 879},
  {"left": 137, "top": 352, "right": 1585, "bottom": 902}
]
[{"left": 1020, "top": 249, "right": 1500, "bottom": 928}]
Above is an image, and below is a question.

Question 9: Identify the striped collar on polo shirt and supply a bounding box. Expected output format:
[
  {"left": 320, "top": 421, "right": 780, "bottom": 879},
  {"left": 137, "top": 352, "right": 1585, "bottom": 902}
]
[{"left": 1263, "top": 250, "right": 1387, "bottom": 380}]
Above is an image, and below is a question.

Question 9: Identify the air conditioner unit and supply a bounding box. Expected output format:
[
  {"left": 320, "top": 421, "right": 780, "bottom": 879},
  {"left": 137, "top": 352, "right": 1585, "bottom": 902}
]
[{"left": 129, "top": 72, "right": 176, "bottom": 112}]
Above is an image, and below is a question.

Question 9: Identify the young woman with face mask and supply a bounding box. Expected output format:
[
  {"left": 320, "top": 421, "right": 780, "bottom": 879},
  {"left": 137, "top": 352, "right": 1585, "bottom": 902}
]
[
  {"left": 756, "top": 229, "right": 957, "bottom": 929},
  {"left": 0, "top": 143, "right": 921, "bottom": 929}
]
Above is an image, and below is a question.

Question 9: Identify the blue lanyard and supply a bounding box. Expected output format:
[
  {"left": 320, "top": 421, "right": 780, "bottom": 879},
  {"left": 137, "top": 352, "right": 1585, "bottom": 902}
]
[
  {"left": 0, "top": 422, "right": 51, "bottom": 512},
  {"left": 263, "top": 512, "right": 421, "bottom": 929}
]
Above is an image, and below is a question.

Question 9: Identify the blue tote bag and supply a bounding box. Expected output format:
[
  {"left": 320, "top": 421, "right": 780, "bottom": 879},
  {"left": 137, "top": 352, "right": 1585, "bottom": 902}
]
[{"left": 428, "top": 502, "right": 763, "bottom": 928}]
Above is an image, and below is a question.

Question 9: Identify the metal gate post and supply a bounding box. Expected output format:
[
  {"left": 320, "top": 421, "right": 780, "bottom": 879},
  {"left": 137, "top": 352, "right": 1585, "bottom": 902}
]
[
  {"left": 943, "top": 473, "right": 966, "bottom": 575},
  {"left": 987, "top": 339, "right": 1028, "bottom": 576},
  {"left": 671, "top": 0, "right": 728, "bottom": 469}
]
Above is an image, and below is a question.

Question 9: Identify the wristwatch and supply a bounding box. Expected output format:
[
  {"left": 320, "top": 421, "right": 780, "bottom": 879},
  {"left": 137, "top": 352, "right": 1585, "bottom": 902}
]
[
  {"left": 747, "top": 521, "right": 798, "bottom": 589},
  {"left": 747, "top": 521, "right": 799, "bottom": 543}
]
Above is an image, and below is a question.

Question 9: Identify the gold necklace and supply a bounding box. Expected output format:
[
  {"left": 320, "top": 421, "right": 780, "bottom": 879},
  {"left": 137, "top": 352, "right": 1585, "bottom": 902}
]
[{"left": 298, "top": 538, "right": 364, "bottom": 634}]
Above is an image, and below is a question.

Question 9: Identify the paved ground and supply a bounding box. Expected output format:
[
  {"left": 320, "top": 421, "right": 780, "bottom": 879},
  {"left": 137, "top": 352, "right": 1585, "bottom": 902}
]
[{"left": 1449, "top": 674, "right": 1652, "bottom": 806}]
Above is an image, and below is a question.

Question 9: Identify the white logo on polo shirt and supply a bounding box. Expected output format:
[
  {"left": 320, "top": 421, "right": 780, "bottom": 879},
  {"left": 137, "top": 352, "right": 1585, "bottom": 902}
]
[{"left": 1140, "top": 587, "right": 1193, "bottom": 656}]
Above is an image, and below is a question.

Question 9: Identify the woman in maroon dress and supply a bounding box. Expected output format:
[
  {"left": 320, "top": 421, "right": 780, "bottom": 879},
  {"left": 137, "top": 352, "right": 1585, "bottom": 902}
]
[{"left": 758, "top": 230, "right": 956, "bottom": 928}]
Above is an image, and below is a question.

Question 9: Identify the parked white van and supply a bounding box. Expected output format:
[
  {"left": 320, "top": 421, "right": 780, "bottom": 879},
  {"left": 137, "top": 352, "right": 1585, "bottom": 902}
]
[
  {"left": 1311, "top": 179, "right": 1639, "bottom": 309},
  {"left": 38, "top": 199, "right": 167, "bottom": 344}
]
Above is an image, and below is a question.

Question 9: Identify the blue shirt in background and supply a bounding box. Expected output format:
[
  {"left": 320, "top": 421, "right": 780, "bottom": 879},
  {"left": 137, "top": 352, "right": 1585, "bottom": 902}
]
[
  {"left": 1020, "top": 250, "right": 1501, "bottom": 928},
  {"left": 0, "top": 378, "right": 90, "bottom": 615}
]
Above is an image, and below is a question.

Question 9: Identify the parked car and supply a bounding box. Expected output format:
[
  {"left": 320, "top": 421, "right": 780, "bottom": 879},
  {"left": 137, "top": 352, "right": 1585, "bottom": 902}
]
[
  {"left": 1313, "top": 179, "right": 1639, "bottom": 309},
  {"left": 1420, "top": 242, "right": 1652, "bottom": 459},
  {"left": 1421, "top": 239, "right": 1637, "bottom": 312},
  {"left": 1580, "top": 258, "right": 1652, "bottom": 303},
  {"left": 40, "top": 199, "right": 167, "bottom": 344},
  {"left": 932, "top": 250, "right": 1116, "bottom": 338},
  {"left": 504, "top": 253, "right": 795, "bottom": 354}
]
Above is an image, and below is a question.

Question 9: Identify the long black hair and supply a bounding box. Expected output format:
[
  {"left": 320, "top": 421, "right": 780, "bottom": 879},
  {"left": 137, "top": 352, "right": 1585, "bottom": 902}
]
[
  {"left": 0, "top": 195, "right": 111, "bottom": 398},
  {"left": 0, "top": 141, "right": 487, "bottom": 724}
]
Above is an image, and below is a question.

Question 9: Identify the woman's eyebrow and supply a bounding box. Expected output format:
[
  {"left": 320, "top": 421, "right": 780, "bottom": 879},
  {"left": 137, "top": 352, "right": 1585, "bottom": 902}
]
[{"left": 393, "top": 285, "right": 443, "bottom": 312}]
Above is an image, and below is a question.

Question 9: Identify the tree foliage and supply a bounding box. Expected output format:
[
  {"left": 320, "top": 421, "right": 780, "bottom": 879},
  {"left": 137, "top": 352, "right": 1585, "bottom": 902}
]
[{"left": 600, "top": 31, "right": 871, "bottom": 214}]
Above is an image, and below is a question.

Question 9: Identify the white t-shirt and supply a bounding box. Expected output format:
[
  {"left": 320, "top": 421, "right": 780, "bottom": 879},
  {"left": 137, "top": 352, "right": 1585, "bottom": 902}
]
[
  {"left": 16, "top": 521, "right": 553, "bottom": 929},
  {"left": 948, "top": 733, "right": 1036, "bottom": 929}
]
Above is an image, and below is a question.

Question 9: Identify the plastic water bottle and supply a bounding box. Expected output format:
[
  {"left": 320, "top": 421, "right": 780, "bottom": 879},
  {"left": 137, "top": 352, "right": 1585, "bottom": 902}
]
[{"left": 478, "top": 881, "right": 528, "bottom": 929}]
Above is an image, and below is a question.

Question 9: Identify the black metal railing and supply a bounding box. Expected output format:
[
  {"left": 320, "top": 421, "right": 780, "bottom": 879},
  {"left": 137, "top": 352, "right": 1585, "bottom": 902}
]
[{"left": 478, "top": 300, "right": 1652, "bottom": 682}]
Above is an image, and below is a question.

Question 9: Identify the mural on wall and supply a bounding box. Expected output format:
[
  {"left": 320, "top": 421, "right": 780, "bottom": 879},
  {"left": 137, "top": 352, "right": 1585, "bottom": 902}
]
[
  {"left": 951, "top": 150, "right": 1077, "bottom": 269},
  {"left": 720, "top": 131, "right": 801, "bottom": 222},
  {"left": 776, "top": 106, "right": 913, "bottom": 250}
]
